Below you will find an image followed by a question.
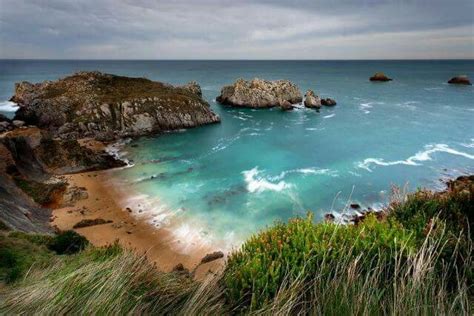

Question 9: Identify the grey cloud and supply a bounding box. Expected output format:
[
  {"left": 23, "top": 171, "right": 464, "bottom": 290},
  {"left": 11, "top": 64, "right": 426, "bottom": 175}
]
[{"left": 0, "top": 0, "right": 472, "bottom": 59}]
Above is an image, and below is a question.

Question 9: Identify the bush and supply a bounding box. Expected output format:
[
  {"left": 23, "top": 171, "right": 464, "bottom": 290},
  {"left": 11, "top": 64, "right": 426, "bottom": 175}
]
[
  {"left": 224, "top": 213, "right": 415, "bottom": 311},
  {"left": 0, "top": 232, "right": 54, "bottom": 284},
  {"left": 48, "top": 230, "right": 89, "bottom": 255}
]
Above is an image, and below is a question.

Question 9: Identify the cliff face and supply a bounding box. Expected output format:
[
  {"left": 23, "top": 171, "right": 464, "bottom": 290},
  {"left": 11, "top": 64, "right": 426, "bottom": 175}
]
[
  {"left": 0, "top": 127, "right": 125, "bottom": 232},
  {"left": 12, "top": 72, "right": 220, "bottom": 141}
]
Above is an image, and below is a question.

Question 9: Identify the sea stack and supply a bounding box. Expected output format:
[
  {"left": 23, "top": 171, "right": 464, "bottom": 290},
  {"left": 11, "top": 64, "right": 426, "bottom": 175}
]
[
  {"left": 216, "top": 78, "right": 302, "bottom": 109},
  {"left": 304, "top": 90, "right": 322, "bottom": 109},
  {"left": 11, "top": 71, "right": 220, "bottom": 141},
  {"left": 369, "top": 72, "right": 392, "bottom": 82},
  {"left": 448, "top": 75, "right": 472, "bottom": 85}
]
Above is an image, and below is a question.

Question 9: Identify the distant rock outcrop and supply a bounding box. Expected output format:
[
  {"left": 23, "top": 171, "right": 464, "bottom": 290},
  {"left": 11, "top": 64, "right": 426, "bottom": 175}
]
[
  {"left": 216, "top": 78, "right": 302, "bottom": 109},
  {"left": 448, "top": 75, "right": 472, "bottom": 85},
  {"left": 304, "top": 90, "right": 322, "bottom": 109},
  {"left": 11, "top": 71, "right": 220, "bottom": 141},
  {"left": 369, "top": 72, "right": 392, "bottom": 82}
]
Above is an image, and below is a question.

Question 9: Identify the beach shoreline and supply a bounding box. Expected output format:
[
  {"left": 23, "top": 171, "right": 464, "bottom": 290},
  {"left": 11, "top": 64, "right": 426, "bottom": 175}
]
[{"left": 51, "top": 169, "right": 225, "bottom": 280}]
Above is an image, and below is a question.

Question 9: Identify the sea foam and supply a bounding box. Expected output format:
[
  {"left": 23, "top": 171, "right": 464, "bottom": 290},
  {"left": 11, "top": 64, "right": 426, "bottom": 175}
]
[
  {"left": 358, "top": 144, "right": 474, "bottom": 172},
  {"left": 0, "top": 101, "right": 19, "bottom": 112},
  {"left": 242, "top": 167, "right": 291, "bottom": 193}
]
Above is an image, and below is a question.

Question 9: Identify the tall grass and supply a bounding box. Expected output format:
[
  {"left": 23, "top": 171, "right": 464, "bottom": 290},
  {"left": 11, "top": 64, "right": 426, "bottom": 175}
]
[{"left": 0, "top": 245, "right": 227, "bottom": 315}]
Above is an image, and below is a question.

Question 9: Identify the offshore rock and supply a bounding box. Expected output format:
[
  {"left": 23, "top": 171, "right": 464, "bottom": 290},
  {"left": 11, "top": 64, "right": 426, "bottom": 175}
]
[
  {"left": 369, "top": 72, "right": 392, "bottom": 82},
  {"left": 216, "top": 78, "right": 302, "bottom": 108},
  {"left": 304, "top": 90, "right": 322, "bottom": 109},
  {"left": 321, "top": 98, "right": 337, "bottom": 106},
  {"left": 448, "top": 75, "right": 472, "bottom": 85},
  {"left": 11, "top": 71, "right": 220, "bottom": 141}
]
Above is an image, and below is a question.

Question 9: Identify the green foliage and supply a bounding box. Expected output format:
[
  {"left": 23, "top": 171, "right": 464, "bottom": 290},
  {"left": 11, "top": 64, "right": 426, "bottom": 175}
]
[
  {"left": 0, "top": 232, "right": 54, "bottom": 284},
  {"left": 224, "top": 213, "right": 415, "bottom": 311},
  {"left": 48, "top": 230, "right": 89, "bottom": 255}
]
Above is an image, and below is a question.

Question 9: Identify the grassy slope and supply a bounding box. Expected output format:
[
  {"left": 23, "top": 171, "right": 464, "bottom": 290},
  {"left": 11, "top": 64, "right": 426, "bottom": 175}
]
[{"left": 1, "top": 177, "right": 472, "bottom": 315}]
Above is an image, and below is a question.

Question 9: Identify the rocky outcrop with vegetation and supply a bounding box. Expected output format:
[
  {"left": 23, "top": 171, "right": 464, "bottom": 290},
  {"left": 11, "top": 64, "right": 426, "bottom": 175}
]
[
  {"left": 11, "top": 71, "right": 220, "bottom": 141},
  {"left": 216, "top": 78, "right": 302, "bottom": 108}
]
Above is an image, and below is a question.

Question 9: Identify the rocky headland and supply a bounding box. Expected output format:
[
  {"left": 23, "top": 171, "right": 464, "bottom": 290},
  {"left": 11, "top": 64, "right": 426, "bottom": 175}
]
[{"left": 216, "top": 78, "right": 302, "bottom": 109}]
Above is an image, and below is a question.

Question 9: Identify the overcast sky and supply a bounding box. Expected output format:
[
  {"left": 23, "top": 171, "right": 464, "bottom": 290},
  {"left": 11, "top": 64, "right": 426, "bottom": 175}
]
[{"left": 0, "top": 0, "right": 473, "bottom": 59}]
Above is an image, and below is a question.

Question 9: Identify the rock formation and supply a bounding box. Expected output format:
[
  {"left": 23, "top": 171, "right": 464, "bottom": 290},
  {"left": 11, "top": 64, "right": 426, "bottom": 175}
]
[
  {"left": 304, "top": 90, "right": 322, "bottom": 109},
  {"left": 448, "top": 75, "right": 472, "bottom": 85},
  {"left": 280, "top": 100, "right": 294, "bottom": 111},
  {"left": 0, "top": 127, "right": 125, "bottom": 232},
  {"left": 216, "top": 78, "right": 302, "bottom": 108},
  {"left": 321, "top": 98, "right": 337, "bottom": 106},
  {"left": 11, "top": 71, "right": 220, "bottom": 141},
  {"left": 369, "top": 72, "right": 392, "bottom": 82}
]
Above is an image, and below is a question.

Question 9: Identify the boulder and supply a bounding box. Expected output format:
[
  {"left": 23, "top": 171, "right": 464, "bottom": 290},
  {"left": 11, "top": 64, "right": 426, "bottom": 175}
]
[
  {"left": 216, "top": 78, "right": 302, "bottom": 108},
  {"left": 11, "top": 72, "right": 220, "bottom": 140},
  {"left": 304, "top": 90, "right": 322, "bottom": 109},
  {"left": 12, "top": 120, "right": 25, "bottom": 128},
  {"left": 369, "top": 72, "right": 392, "bottom": 82},
  {"left": 448, "top": 75, "right": 472, "bottom": 85},
  {"left": 279, "top": 100, "right": 294, "bottom": 111},
  {"left": 200, "top": 251, "right": 224, "bottom": 264},
  {"left": 321, "top": 98, "right": 337, "bottom": 106},
  {"left": 0, "top": 114, "right": 11, "bottom": 123}
]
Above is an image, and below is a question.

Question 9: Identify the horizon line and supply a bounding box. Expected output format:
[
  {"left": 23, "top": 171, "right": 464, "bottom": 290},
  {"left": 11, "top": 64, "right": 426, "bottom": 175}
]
[{"left": 1, "top": 58, "right": 473, "bottom": 61}]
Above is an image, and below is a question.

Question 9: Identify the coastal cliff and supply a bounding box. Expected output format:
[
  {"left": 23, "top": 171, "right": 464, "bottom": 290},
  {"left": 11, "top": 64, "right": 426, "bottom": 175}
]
[{"left": 12, "top": 71, "right": 220, "bottom": 141}]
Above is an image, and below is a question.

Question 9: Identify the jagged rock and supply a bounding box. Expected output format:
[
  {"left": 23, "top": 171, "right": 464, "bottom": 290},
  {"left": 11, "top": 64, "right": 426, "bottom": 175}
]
[
  {"left": 280, "top": 100, "right": 294, "bottom": 111},
  {"left": 62, "top": 186, "right": 89, "bottom": 207},
  {"left": 321, "top": 98, "right": 337, "bottom": 106},
  {"left": 180, "top": 81, "right": 202, "bottom": 97},
  {"left": 304, "top": 90, "right": 321, "bottom": 109},
  {"left": 448, "top": 75, "right": 472, "bottom": 85},
  {"left": 200, "top": 251, "right": 224, "bottom": 264},
  {"left": 369, "top": 72, "right": 392, "bottom": 82},
  {"left": 216, "top": 78, "right": 302, "bottom": 108},
  {"left": 11, "top": 72, "right": 220, "bottom": 141}
]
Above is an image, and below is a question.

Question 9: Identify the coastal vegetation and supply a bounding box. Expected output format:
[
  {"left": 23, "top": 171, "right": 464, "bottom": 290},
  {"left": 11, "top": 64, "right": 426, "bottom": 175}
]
[{"left": 1, "top": 176, "right": 472, "bottom": 315}]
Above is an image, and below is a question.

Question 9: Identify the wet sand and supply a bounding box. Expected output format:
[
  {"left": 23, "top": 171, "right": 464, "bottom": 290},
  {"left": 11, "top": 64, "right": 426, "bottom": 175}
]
[{"left": 51, "top": 170, "right": 225, "bottom": 280}]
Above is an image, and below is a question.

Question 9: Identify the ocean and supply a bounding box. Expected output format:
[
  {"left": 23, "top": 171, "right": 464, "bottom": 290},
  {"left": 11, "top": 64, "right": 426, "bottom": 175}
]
[{"left": 1, "top": 60, "right": 473, "bottom": 248}]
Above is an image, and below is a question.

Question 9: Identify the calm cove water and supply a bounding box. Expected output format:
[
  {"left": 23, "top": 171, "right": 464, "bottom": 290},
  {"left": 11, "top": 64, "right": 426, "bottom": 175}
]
[{"left": 1, "top": 60, "right": 473, "bottom": 248}]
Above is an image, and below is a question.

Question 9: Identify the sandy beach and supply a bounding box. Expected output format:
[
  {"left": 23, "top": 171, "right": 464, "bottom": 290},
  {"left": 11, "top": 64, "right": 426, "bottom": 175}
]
[{"left": 51, "top": 169, "right": 225, "bottom": 280}]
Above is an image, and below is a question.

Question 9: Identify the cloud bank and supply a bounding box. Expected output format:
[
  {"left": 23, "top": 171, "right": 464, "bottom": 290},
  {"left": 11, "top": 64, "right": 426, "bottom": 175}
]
[{"left": 0, "top": 0, "right": 473, "bottom": 59}]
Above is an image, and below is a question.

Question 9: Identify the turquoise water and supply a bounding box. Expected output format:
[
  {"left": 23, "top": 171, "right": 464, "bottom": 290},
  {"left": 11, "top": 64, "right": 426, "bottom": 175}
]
[{"left": 1, "top": 60, "right": 473, "bottom": 247}]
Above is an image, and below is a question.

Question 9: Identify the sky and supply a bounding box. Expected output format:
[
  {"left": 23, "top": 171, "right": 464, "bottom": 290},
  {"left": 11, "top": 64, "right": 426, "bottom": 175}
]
[{"left": 0, "top": 0, "right": 473, "bottom": 59}]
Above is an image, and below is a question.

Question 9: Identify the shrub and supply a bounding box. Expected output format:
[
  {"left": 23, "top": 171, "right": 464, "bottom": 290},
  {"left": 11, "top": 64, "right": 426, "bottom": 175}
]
[{"left": 48, "top": 230, "right": 89, "bottom": 255}]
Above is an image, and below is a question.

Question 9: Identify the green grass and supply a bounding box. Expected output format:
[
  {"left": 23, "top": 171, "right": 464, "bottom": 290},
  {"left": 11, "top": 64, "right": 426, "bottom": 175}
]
[{"left": 13, "top": 177, "right": 66, "bottom": 206}]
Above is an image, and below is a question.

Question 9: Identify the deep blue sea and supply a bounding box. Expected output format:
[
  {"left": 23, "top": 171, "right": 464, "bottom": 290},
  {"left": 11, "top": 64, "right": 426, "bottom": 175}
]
[{"left": 1, "top": 60, "right": 473, "bottom": 248}]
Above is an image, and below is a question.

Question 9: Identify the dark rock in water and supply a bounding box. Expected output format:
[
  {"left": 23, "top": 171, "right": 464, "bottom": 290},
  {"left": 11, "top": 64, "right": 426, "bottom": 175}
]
[
  {"left": 304, "top": 90, "right": 322, "bottom": 109},
  {"left": 11, "top": 71, "right": 220, "bottom": 141},
  {"left": 216, "top": 78, "right": 302, "bottom": 108},
  {"left": 324, "top": 213, "right": 335, "bottom": 222},
  {"left": 350, "top": 203, "right": 361, "bottom": 209},
  {"left": 279, "top": 100, "right": 294, "bottom": 111},
  {"left": 448, "top": 75, "right": 472, "bottom": 85},
  {"left": 0, "top": 114, "right": 12, "bottom": 123},
  {"left": 200, "top": 251, "right": 224, "bottom": 264},
  {"left": 73, "top": 218, "right": 112, "bottom": 229},
  {"left": 321, "top": 98, "right": 337, "bottom": 106},
  {"left": 370, "top": 72, "right": 392, "bottom": 82}
]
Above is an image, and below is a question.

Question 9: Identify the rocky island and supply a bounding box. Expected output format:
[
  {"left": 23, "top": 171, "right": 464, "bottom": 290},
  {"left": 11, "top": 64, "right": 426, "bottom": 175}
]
[
  {"left": 448, "top": 75, "right": 472, "bottom": 85},
  {"left": 12, "top": 71, "right": 220, "bottom": 141},
  {"left": 216, "top": 78, "right": 302, "bottom": 109},
  {"left": 369, "top": 72, "right": 392, "bottom": 82}
]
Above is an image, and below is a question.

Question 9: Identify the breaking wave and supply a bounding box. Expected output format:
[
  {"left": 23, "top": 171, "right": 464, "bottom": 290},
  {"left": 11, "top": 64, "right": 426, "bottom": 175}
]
[
  {"left": 0, "top": 101, "right": 18, "bottom": 112},
  {"left": 358, "top": 144, "right": 474, "bottom": 172},
  {"left": 242, "top": 167, "right": 291, "bottom": 193}
]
